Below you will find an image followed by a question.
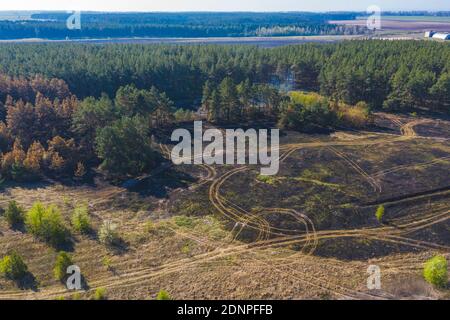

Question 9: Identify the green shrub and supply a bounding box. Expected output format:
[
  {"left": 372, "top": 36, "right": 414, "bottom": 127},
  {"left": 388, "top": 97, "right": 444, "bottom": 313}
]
[
  {"left": 173, "top": 215, "right": 196, "bottom": 228},
  {"left": 25, "top": 202, "right": 69, "bottom": 246},
  {"left": 71, "top": 205, "right": 91, "bottom": 234},
  {"left": 0, "top": 251, "right": 28, "bottom": 280},
  {"left": 181, "top": 241, "right": 192, "bottom": 254},
  {"left": 4, "top": 200, "right": 24, "bottom": 226},
  {"left": 156, "top": 290, "right": 171, "bottom": 300},
  {"left": 423, "top": 255, "right": 448, "bottom": 288},
  {"left": 53, "top": 251, "right": 73, "bottom": 281},
  {"left": 94, "top": 287, "right": 107, "bottom": 300},
  {"left": 102, "top": 256, "right": 113, "bottom": 270},
  {"left": 256, "top": 175, "right": 276, "bottom": 185},
  {"left": 98, "top": 220, "right": 120, "bottom": 246},
  {"left": 375, "top": 205, "right": 385, "bottom": 222}
]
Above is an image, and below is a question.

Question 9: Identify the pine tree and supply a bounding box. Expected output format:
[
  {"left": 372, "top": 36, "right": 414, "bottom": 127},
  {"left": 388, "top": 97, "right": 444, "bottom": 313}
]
[
  {"left": 237, "top": 79, "right": 252, "bottom": 116},
  {"left": 23, "top": 141, "right": 45, "bottom": 178},
  {"left": 208, "top": 90, "right": 221, "bottom": 123},
  {"left": 219, "top": 77, "right": 240, "bottom": 122},
  {"left": 201, "top": 80, "right": 213, "bottom": 111},
  {"left": 1, "top": 139, "right": 26, "bottom": 180}
]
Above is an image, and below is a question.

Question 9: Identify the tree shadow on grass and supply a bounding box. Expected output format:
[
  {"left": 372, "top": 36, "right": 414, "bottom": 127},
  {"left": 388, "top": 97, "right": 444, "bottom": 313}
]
[
  {"left": 51, "top": 236, "right": 75, "bottom": 253},
  {"left": 83, "top": 228, "right": 98, "bottom": 241},
  {"left": 15, "top": 272, "right": 39, "bottom": 291},
  {"left": 108, "top": 238, "right": 130, "bottom": 256},
  {"left": 0, "top": 180, "right": 52, "bottom": 191},
  {"left": 127, "top": 167, "right": 197, "bottom": 198},
  {"left": 10, "top": 221, "right": 26, "bottom": 233}
]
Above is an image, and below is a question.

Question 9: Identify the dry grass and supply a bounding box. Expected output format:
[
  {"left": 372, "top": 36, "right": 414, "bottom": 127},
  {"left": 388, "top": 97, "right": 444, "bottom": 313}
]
[{"left": 0, "top": 114, "right": 449, "bottom": 300}]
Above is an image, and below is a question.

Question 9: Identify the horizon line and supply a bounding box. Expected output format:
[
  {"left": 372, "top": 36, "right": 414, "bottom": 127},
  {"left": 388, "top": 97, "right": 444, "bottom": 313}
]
[{"left": 1, "top": 9, "right": 449, "bottom": 13}]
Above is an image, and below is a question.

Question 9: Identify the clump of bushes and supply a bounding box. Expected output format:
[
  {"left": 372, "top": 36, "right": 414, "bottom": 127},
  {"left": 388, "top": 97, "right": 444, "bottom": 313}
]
[
  {"left": 0, "top": 251, "right": 28, "bottom": 280},
  {"left": 278, "top": 92, "right": 338, "bottom": 132},
  {"left": 25, "top": 202, "right": 69, "bottom": 247},
  {"left": 53, "top": 251, "right": 73, "bottom": 281},
  {"left": 4, "top": 200, "right": 24, "bottom": 227},
  {"left": 335, "top": 101, "right": 371, "bottom": 129},
  {"left": 375, "top": 205, "right": 385, "bottom": 223},
  {"left": 423, "top": 255, "right": 448, "bottom": 288},
  {"left": 156, "top": 290, "right": 171, "bottom": 300},
  {"left": 71, "top": 204, "right": 91, "bottom": 234},
  {"left": 98, "top": 220, "right": 120, "bottom": 246},
  {"left": 278, "top": 92, "right": 371, "bottom": 132}
]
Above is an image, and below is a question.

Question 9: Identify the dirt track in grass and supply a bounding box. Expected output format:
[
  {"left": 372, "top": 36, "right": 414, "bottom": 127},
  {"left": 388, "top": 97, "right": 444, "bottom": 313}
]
[{"left": 0, "top": 113, "right": 449, "bottom": 300}]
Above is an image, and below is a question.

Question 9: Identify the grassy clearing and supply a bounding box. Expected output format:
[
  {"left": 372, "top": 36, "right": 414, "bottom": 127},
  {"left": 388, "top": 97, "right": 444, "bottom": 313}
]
[{"left": 146, "top": 215, "right": 229, "bottom": 242}]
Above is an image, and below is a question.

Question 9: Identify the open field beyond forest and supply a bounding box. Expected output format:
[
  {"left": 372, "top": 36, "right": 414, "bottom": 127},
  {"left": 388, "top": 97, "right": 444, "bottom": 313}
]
[
  {"left": 0, "top": 35, "right": 366, "bottom": 47},
  {"left": 0, "top": 112, "right": 449, "bottom": 300},
  {"left": 330, "top": 18, "right": 450, "bottom": 33}
]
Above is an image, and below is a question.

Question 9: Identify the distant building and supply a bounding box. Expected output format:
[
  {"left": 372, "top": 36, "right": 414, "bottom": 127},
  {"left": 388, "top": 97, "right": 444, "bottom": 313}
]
[
  {"left": 425, "top": 31, "right": 436, "bottom": 38},
  {"left": 432, "top": 33, "right": 450, "bottom": 40}
]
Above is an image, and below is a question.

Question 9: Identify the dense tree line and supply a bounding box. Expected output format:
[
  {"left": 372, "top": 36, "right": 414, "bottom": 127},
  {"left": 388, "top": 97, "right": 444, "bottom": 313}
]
[
  {"left": 0, "top": 22, "right": 366, "bottom": 40},
  {"left": 0, "top": 12, "right": 366, "bottom": 40},
  {"left": 0, "top": 74, "right": 70, "bottom": 103},
  {"left": 0, "top": 79, "right": 172, "bottom": 181},
  {"left": 202, "top": 78, "right": 284, "bottom": 123},
  {"left": 31, "top": 12, "right": 359, "bottom": 25},
  {"left": 0, "top": 41, "right": 447, "bottom": 112},
  {"left": 316, "top": 41, "right": 450, "bottom": 111},
  {"left": 0, "top": 40, "right": 448, "bottom": 182}
]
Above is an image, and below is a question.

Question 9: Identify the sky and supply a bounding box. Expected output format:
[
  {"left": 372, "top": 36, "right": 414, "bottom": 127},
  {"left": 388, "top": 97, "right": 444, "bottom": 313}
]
[{"left": 0, "top": 0, "right": 448, "bottom": 12}]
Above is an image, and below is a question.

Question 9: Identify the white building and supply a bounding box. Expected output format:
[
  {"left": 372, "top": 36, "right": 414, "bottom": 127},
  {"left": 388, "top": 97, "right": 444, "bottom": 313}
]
[
  {"left": 424, "top": 31, "right": 436, "bottom": 38},
  {"left": 432, "top": 33, "right": 450, "bottom": 40}
]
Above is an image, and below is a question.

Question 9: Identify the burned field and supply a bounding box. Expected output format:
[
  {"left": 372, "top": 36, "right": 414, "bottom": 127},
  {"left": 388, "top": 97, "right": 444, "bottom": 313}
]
[{"left": 0, "top": 113, "right": 449, "bottom": 300}]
